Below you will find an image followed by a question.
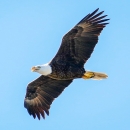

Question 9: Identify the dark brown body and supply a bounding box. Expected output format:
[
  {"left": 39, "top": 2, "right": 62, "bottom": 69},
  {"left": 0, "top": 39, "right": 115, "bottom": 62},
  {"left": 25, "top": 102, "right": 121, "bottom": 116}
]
[{"left": 49, "top": 59, "right": 85, "bottom": 80}]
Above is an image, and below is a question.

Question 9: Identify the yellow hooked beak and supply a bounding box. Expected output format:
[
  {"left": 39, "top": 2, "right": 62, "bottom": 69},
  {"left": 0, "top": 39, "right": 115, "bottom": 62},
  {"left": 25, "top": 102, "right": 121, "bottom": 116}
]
[{"left": 31, "top": 66, "right": 36, "bottom": 72}]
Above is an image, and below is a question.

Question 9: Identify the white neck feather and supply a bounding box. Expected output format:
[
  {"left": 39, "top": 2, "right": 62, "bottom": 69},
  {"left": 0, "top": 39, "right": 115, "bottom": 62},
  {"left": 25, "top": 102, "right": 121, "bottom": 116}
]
[{"left": 36, "top": 63, "right": 52, "bottom": 76}]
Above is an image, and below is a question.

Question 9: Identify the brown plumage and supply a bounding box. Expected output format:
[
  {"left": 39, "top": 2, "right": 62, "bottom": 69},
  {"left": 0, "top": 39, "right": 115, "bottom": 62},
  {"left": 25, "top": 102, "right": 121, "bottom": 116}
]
[
  {"left": 24, "top": 76, "right": 72, "bottom": 119},
  {"left": 49, "top": 8, "right": 109, "bottom": 80},
  {"left": 24, "top": 8, "right": 109, "bottom": 119}
]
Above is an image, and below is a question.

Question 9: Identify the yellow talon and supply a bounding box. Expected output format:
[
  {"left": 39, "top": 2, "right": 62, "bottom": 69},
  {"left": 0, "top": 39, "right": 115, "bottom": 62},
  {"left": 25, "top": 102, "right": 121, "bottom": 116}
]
[{"left": 82, "top": 72, "right": 95, "bottom": 79}]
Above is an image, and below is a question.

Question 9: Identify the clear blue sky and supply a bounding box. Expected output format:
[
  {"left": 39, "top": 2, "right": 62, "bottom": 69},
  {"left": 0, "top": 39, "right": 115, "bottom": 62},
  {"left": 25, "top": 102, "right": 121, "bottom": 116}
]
[{"left": 0, "top": 1, "right": 130, "bottom": 130}]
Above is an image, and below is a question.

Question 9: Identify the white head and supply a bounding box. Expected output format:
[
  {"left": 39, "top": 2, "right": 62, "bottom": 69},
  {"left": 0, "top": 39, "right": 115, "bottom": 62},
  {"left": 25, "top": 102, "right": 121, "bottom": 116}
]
[{"left": 31, "top": 63, "right": 52, "bottom": 76}]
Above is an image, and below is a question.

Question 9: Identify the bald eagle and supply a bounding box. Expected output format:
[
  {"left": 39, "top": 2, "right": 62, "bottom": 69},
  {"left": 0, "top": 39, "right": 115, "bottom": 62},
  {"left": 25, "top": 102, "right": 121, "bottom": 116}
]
[{"left": 24, "top": 8, "right": 109, "bottom": 120}]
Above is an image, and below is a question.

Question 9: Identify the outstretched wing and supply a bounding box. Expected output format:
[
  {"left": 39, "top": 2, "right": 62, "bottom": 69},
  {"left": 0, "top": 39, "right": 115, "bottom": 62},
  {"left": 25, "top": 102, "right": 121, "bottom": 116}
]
[
  {"left": 50, "top": 8, "right": 109, "bottom": 67},
  {"left": 24, "top": 75, "right": 73, "bottom": 119}
]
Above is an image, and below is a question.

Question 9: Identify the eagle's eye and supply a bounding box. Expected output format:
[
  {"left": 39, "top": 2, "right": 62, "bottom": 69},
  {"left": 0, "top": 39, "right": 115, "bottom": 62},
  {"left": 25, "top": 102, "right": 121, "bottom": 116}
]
[{"left": 37, "top": 66, "right": 41, "bottom": 68}]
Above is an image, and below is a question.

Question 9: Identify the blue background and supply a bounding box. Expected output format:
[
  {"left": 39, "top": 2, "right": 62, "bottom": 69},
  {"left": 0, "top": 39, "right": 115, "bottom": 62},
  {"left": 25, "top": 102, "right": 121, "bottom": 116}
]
[{"left": 0, "top": 1, "right": 130, "bottom": 130}]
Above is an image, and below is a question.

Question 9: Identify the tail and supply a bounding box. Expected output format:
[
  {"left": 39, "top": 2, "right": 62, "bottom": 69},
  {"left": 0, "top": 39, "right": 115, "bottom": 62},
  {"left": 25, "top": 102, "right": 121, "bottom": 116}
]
[{"left": 82, "top": 71, "right": 108, "bottom": 80}]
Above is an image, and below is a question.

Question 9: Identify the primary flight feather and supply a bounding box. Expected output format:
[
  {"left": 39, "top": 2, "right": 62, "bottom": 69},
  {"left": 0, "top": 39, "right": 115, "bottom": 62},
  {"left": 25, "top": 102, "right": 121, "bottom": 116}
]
[{"left": 24, "top": 8, "right": 109, "bottom": 120}]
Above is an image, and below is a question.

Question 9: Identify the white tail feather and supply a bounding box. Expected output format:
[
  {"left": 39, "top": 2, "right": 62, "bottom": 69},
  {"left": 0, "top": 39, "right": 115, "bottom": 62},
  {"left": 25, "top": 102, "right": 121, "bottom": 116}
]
[{"left": 83, "top": 71, "right": 108, "bottom": 80}]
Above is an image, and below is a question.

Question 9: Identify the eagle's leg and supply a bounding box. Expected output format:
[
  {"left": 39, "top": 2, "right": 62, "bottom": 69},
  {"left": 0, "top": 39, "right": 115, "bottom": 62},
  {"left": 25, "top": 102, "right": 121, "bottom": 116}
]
[
  {"left": 82, "top": 72, "right": 95, "bottom": 79},
  {"left": 82, "top": 71, "right": 108, "bottom": 80}
]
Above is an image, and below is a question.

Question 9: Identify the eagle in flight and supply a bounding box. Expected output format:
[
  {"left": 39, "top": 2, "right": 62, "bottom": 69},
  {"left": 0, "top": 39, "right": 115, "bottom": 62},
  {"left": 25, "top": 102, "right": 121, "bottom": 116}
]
[{"left": 24, "top": 8, "right": 109, "bottom": 120}]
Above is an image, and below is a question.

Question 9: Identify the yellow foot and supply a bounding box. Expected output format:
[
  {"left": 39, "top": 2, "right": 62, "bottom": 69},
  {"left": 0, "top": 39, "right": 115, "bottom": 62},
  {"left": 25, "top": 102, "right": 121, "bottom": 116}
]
[{"left": 82, "top": 72, "right": 95, "bottom": 79}]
